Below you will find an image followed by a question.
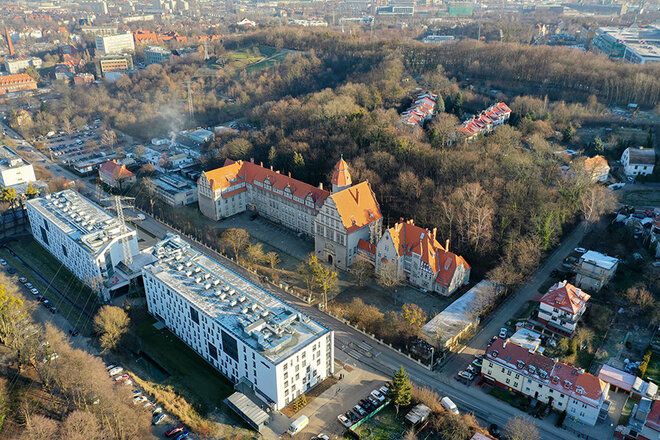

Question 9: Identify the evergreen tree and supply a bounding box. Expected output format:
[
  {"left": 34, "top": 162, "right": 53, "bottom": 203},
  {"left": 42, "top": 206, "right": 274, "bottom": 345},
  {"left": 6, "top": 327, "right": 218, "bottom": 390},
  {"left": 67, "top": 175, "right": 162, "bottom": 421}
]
[
  {"left": 390, "top": 366, "right": 412, "bottom": 413},
  {"left": 435, "top": 95, "right": 445, "bottom": 113},
  {"left": 646, "top": 128, "right": 654, "bottom": 150},
  {"left": 562, "top": 123, "right": 575, "bottom": 143},
  {"left": 453, "top": 92, "right": 463, "bottom": 118}
]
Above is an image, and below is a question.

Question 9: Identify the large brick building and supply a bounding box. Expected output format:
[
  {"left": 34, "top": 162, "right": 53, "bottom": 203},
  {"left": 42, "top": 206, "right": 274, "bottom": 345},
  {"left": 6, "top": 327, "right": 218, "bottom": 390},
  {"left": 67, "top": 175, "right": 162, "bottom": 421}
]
[{"left": 0, "top": 73, "right": 37, "bottom": 95}]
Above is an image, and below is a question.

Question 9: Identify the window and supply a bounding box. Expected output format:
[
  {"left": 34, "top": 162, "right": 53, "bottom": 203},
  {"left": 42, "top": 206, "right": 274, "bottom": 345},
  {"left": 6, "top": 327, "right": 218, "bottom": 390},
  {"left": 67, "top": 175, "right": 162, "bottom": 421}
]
[
  {"left": 221, "top": 330, "right": 239, "bottom": 362},
  {"left": 39, "top": 226, "right": 49, "bottom": 245},
  {"left": 190, "top": 306, "right": 199, "bottom": 325},
  {"left": 61, "top": 245, "right": 68, "bottom": 257},
  {"left": 208, "top": 342, "right": 218, "bottom": 360}
]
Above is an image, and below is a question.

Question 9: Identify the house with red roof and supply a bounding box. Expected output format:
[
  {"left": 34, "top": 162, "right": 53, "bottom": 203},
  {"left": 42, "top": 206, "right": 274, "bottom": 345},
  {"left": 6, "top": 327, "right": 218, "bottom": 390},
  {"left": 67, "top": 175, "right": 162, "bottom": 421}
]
[
  {"left": 537, "top": 280, "right": 590, "bottom": 336},
  {"left": 458, "top": 102, "right": 511, "bottom": 141},
  {"left": 483, "top": 338, "right": 610, "bottom": 426},
  {"left": 375, "top": 219, "right": 470, "bottom": 296},
  {"left": 98, "top": 160, "right": 136, "bottom": 190},
  {"left": 401, "top": 92, "right": 437, "bottom": 127}
]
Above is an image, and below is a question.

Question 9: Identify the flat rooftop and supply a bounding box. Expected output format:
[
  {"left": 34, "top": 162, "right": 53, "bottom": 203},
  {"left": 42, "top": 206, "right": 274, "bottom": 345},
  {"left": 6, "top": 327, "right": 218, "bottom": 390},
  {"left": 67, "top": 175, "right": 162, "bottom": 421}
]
[
  {"left": 145, "top": 234, "right": 329, "bottom": 363},
  {"left": 153, "top": 174, "right": 196, "bottom": 195},
  {"left": 26, "top": 189, "right": 134, "bottom": 256},
  {"left": 0, "top": 145, "right": 30, "bottom": 170}
]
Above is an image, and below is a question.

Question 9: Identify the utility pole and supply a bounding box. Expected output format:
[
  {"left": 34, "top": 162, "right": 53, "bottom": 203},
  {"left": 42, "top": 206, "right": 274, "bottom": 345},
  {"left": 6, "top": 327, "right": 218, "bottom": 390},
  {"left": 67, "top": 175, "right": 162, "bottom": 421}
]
[{"left": 103, "top": 195, "right": 138, "bottom": 265}]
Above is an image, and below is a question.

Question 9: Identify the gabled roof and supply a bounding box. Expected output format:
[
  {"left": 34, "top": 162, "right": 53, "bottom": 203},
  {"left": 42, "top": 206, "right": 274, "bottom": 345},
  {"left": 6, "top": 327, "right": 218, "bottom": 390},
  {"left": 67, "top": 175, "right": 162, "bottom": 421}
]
[
  {"left": 539, "top": 281, "right": 590, "bottom": 315},
  {"left": 357, "top": 238, "right": 376, "bottom": 255},
  {"left": 330, "top": 181, "right": 381, "bottom": 233},
  {"left": 584, "top": 155, "right": 609, "bottom": 172},
  {"left": 332, "top": 157, "right": 352, "bottom": 188},
  {"left": 645, "top": 400, "right": 660, "bottom": 432},
  {"left": 625, "top": 147, "right": 656, "bottom": 165},
  {"left": 98, "top": 160, "right": 134, "bottom": 180},
  {"left": 486, "top": 339, "right": 607, "bottom": 407},
  {"left": 201, "top": 160, "right": 330, "bottom": 209},
  {"left": 386, "top": 220, "right": 469, "bottom": 284}
]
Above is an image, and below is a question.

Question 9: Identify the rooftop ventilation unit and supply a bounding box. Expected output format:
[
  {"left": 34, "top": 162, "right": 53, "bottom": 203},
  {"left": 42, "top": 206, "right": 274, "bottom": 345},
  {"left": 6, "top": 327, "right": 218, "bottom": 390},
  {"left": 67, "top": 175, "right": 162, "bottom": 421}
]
[{"left": 230, "top": 299, "right": 238, "bottom": 307}]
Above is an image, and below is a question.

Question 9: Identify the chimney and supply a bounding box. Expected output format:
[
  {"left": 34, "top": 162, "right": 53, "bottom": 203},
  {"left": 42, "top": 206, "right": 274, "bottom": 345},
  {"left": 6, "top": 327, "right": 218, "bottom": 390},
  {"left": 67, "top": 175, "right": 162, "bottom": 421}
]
[
  {"left": 288, "top": 171, "right": 291, "bottom": 177},
  {"left": 270, "top": 165, "right": 273, "bottom": 171},
  {"left": 432, "top": 227, "right": 437, "bottom": 240},
  {"left": 260, "top": 161, "right": 263, "bottom": 167},
  {"left": 250, "top": 157, "right": 254, "bottom": 163},
  {"left": 445, "top": 239, "right": 450, "bottom": 252},
  {"left": 319, "top": 182, "right": 323, "bottom": 190}
]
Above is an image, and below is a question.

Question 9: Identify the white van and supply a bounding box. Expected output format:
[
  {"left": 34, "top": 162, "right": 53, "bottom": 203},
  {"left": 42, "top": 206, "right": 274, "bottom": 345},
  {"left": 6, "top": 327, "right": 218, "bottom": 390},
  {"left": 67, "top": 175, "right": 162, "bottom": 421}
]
[
  {"left": 288, "top": 415, "right": 309, "bottom": 435},
  {"left": 441, "top": 396, "right": 459, "bottom": 415}
]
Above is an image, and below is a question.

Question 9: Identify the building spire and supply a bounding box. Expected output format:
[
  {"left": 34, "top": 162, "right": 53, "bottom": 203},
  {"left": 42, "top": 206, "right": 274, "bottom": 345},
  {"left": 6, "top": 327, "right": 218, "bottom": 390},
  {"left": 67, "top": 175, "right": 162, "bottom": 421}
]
[{"left": 331, "top": 155, "right": 352, "bottom": 193}]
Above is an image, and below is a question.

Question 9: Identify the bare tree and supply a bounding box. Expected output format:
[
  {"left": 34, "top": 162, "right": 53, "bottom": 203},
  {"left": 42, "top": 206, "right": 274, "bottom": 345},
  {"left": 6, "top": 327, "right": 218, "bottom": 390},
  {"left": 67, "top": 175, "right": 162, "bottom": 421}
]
[
  {"left": 350, "top": 258, "right": 374, "bottom": 287},
  {"left": 93, "top": 306, "right": 130, "bottom": 353},
  {"left": 59, "top": 410, "right": 103, "bottom": 440},
  {"left": 505, "top": 416, "right": 539, "bottom": 440},
  {"left": 220, "top": 228, "right": 250, "bottom": 260},
  {"left": 265, "top": 252, "right": 280, "bottom": 269},
  {"left": 24, "top": 414, "right": 60, "bottom": 440},
  {"left": 579, "top": 185, "right": 617, "bottom": 228}
]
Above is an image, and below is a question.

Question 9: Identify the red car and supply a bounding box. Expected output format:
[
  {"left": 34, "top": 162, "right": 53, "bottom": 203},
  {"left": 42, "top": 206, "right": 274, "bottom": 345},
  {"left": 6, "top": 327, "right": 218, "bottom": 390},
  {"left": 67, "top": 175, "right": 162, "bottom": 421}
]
[{"left": 166, "top": 425, "right": 184, "bottom": 437}]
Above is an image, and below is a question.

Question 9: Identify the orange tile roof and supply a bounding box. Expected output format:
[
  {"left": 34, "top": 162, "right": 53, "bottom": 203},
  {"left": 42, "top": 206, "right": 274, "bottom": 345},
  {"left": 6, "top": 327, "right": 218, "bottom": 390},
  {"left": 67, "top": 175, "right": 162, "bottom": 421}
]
[
  {"left": 584, "top": 155, "right": 609, "bottom": 173},
  {"left": 540, "top": 281, "right": 590, "bottom": 315},
  {"left": 330, "top": 181, "right": 381, "bottom": 233},
  {"left": 99, "top": 160, "right": 135, "bottom": 180},
  {"left": 331, "top": 157, "right": 352, "bottom": 188},
  {"left": 387, "top": 220, "right": 469, "bottom": 285},
  {"left": 357, "top": 238, "right": 376, "bottom": 255},
  {"left": 201, "top": 160, "right": 329, "bottom": 208},
  {"left": 0, "top": 73, "right": 36, "bottom": 86}
]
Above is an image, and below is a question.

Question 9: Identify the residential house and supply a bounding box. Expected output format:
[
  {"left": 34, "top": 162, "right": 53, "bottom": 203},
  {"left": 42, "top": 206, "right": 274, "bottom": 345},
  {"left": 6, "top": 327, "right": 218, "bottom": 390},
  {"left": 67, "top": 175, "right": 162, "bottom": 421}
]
[
  {"left": 537, "top": 281, "right": 590, "bottom": 336},
  {"left": 458, "top": 102, "right": 512, "bottom": 141},
  {"left": 615, "top": 398, "right": 660, "bottom": 440},
  {"left": 575, "top": 250, "right": 619, "bottom": 291},
  {"left": 621, "top": 147, "right": 656, "bottom": 176},
  {"left": 401, "top": 92, "right": 437, "bottom": 127},
  {"left": 584, "top": 155, "right": 610, "bottom": 182},
  {"left": 98, "top": 160, "right": 136, "bottom": 190},
  {"left": 483, "top": 338, "right": 610, "bottom": 426},
  {"left": 375, "top": 219, "right": 470, "bottom": 296}
]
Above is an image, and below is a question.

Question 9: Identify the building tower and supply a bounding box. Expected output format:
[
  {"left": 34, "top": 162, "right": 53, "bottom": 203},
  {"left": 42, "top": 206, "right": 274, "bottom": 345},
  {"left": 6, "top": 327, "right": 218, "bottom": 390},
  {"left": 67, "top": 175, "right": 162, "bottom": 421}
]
[{"left": 331, "top": 155, "right": 352, "bottom": 193}]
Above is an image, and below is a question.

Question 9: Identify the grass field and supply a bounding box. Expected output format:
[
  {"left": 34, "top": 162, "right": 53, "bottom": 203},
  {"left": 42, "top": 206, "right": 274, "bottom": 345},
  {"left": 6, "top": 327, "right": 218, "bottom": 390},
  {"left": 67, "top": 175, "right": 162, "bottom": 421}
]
[
  {"left": 623, "top": 190, "right": 660, "bottom": 207},
  {"left": 352, "top": 404, "right": 406, "bottom": 440},
  {"left": 0, "top": 238, "right": 98, "bottom": 334},
  {"left": 645, "top": 352, "right": 660, "bottom": 384},
  {"left": 488, "top": 387, "right": 530, "bottom": 411},
  {"left": 135, "top": 318, "right": 234, "bottom": 413}
]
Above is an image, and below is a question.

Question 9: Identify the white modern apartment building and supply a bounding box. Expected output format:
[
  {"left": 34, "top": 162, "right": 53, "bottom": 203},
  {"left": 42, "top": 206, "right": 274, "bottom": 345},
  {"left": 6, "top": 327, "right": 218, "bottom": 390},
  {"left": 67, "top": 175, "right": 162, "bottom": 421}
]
[
  {"left": 0, "top": 145, "right": 36, "bottom": 187},
  {"left": 144, "top": 46, "right": 172, "bottom": 65},
  {"left": 26, "top": 190, "right": 138, "bottom": 288},
  {"left": 4, "top": 57, "right": 42, "bottom": 74},
  {"left": 483, "top": 339, "right": 609, "bottom": 426},
  {"left": 95, "top": 33, "right": 135, "bottom": 55},
  {"left": 142, "top": 234, "right": 334, "bottom": 410}
]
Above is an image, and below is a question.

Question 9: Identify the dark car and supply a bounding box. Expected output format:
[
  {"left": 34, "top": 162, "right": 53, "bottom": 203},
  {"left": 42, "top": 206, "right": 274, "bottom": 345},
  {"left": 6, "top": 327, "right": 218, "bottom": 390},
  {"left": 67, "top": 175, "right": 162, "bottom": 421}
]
[
  {"left": 360, "top": 398, "right": 374, "bottom": 412},
  {"left": 346, "top": 411, "right": 359, "bottom": 423},
  {"left": 7, "top": 267, "right": 16, "bottom": 274},
  {"left": 43, "top": 300, "right": 51, "bottom": 308},
  {"left": 489, "top": 423, "right": 501, "bottom": 438},
  {"left": 69, "top": 328, "right": 80, "bottom": 337}
]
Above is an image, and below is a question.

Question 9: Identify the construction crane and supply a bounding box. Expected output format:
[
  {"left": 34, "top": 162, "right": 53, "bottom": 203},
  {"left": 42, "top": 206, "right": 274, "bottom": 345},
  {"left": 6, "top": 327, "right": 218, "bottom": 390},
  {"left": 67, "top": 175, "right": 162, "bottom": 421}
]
[{"left": 103, "top": 195, "right": 138, "bottom": 265}]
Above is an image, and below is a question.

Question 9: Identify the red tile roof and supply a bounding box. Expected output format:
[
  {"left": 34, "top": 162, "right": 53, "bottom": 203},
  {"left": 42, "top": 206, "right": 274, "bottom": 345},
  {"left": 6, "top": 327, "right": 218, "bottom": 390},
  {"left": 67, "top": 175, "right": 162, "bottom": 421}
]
[
  {"left": 99, "top": 160, "right": 135, "bottom": 180},
  {"left": 387, "top": 220, "right": 469, "bottom": 285},
  {"left": 332, "top": 157, "right": 352, "bottom": 188},
  {"left": 357, "top": 239, "right": 376, "bottom": 255},
  {"left": 645, "top": 400, "right": 660, "bottom": 432},
  {"left": 485, "top": 339, "right": 607, "bottom": 407},
  {"left": 539, "top": 281, "right": 590, "bottom": 315}
]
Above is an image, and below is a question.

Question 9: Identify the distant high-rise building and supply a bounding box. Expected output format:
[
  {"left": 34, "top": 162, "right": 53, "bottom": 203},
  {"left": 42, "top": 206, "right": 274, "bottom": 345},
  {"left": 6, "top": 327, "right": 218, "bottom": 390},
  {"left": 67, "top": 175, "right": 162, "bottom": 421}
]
[{"left": 95, "top": 33, "right": 135, "bottom": 55}]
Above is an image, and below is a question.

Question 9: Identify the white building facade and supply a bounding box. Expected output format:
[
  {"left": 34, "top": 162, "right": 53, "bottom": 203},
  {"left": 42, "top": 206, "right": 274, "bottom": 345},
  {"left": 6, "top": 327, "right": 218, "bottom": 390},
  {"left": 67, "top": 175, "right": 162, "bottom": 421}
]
[
  {"left": 621, "top": 147, "right": 656, "bottom": 176},
  {"left": 142, "top": 235, "right": 334, "bottom": 410},
  {"left": 575, "top": 250, "right": 619, "bottom": 291},
  {"left": 95, "top": 33, "right": 135, "bottom": 55},
  {"left": 0, "top": 145, "right": 36, "bottom": 187},
  {"left": 483, "top": 339, "right": 609, "bottom": 426},
  {"left": 26, "top": 190, "right": 138, "bottom": 288},
  {"left": 537, "top": 281, "right": 590, "bottom": 336},
  {"left": 4, "top": 57, "right": 42, "bottom": 74}
]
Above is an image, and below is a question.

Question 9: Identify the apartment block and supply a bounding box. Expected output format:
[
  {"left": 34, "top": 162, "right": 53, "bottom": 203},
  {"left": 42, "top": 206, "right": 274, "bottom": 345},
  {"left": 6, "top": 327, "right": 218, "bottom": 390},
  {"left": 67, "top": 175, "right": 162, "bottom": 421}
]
[
  {"left": 0, "top": 73, "right": 37, "bottom": 95},
  {"left": 483, "top": 339, "right": 609, "bottom": 426},
  {"left": 142, "top": 234, "right": 334, "bottom": 410},
  {"left": 4, "top": 57, "right": 42, "bottom": 74},
  {"left": 95, "top": 33, "right": 135, "bottom": 55},
  {"left": 26, "top": 190, "right": 138, "bottom": 289},
  {"left": 0, "top": 145, "right": 36, "bottom": 187}
]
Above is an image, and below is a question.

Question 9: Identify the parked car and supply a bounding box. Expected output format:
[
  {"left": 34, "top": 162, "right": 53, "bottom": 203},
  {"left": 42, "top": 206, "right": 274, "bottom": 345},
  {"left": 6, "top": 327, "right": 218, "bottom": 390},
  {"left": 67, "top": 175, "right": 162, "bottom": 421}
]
[
  {"left": 152, "top": 406, "right": 163, "bottom": 415},
  {"left": 489, "top": 423, "right": 501, "bottom": 439},
  {"left": 69, "top": 328, "right": 80, "bottom": 337},
  {"left": 152, "top": 413, "right": 167, "bottom": 425},
  {"left": 371, "top": 389, "right": 386, "bottom": 402},
  {"left": 0, "top": 259, "right": 7, "bottom": 266},
  {"left": 472, "top": 358, "right": 483, "bottom": 368},
  {"left": 574, "top": 247, "right": 586, "bottom": 254},
  {"left": 132, "top": 389, "right": 141, "bottom": 397},
  {"left": 49, "top": 307, "right": 58, "bottom": 314},
  {"left": 42, "top": 300, "right": 51, "bottom": 308},
  {"left": 165, "top": 426, "right": 185, "bottom": 437},
  {"left": 174, "top": 432, "right": 189, "bottom": 440},
  {"left": 458, "top": 370, "right": 474, "bottom": 381},
  {"left": 18, "top": 277, "right": 27, "bottom": 283},
  {"left": 360, "top": 398, "right": 374, "bottom": 412},
  {"left": 337, "top": 414, "right": 352, "bottom": 428},
  {"left": 466, "top": 364, "right": 477, "bottom": 374},
  {"left": 7, "top": 267, "right": 15, "bottom": 274},
  {"left": 353, "top": 405, "right": 367, "bottom": 417},
  {"left": 133, "top": 395, "right": 148, "bottom": 404},
  {"left": 367, "top": 395, "right": 380, "bottom": 407},
  {"left": 108, "top": 366, "right": 124, "bottom": 376},
  {"left": 30, "top": 288, "right": 39, "bottom": 295},
  {"left": 315, "top": 434, "right": 330, "bottom": 440},
  {"left": 499, "top": 328, "right": 508, "bottom": 339},
  {"left": 25, "top": 282, "right": 33, "bottom": 288},
  {"left": 379, "top": 385, "right": 390, "bottom": 396},
  {"left": 115, "top": 374, "right": 130, "bottom": 383},
  {"left": 441, "top": 396, "right": 459, "bottom": 415}
]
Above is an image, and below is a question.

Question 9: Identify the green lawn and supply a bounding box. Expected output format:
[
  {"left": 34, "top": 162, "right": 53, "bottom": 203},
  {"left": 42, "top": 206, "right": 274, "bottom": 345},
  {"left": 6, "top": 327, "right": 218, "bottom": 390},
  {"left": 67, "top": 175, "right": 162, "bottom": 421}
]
[
  {"left": 488, "top": 387, "right": 530, "bottom": 411},
  {"left": 0, "top": 239, "right": 98, "bottom": 335},
  {"left": 135, "top": 318, "right": 234, "bottom": 413},
  {"left": 352, "top": 404, "right": 406, "bottom": 440}
]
